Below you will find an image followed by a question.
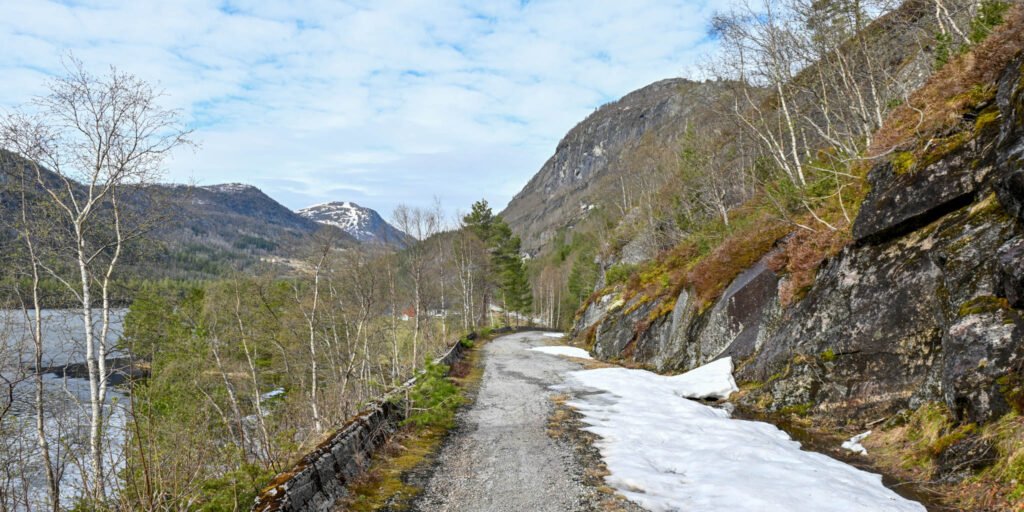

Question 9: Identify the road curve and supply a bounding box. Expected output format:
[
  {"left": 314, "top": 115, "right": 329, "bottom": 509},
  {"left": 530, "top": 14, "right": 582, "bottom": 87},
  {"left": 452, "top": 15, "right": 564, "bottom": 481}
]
[{"left": 410, "top": 331, "right": 593, "bottom": 512}]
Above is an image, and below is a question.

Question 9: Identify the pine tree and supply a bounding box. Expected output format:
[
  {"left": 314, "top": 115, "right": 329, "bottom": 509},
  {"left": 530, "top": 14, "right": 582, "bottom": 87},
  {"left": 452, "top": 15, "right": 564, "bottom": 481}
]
[
  {"left": 462, "top": 199, "right": 532, "bottom": 324},
  {"left": 463, "top": 199, "right": 496, "bottom": 241}
]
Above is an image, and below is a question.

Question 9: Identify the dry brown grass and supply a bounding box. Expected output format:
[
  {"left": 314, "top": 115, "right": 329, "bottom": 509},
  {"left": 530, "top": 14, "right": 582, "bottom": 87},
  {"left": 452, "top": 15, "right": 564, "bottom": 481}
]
[
  {"left": 869, "top": 4, "right": 1024, "bottom": 158},
  {"left": 547, "top": 393, "right": 574, "bottom": 438},
  {"left": 865, "top": 406, "right": 1024, "bottom": 511},
  {"left": 767, "top": 223, "right": 852, "bottom": 307},
  {"left": 685, "top": 216, "right": 790, "bottom": 308}
]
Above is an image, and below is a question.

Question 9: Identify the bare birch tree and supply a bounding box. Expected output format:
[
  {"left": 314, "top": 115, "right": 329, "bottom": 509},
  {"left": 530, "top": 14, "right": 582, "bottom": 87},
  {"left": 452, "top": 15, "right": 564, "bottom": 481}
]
[
  {"left": 392, "top": 205, "right": 441, "bottom": 370},
  {"left": 0, "top": 57, "right": 190, "bottom": 502}
]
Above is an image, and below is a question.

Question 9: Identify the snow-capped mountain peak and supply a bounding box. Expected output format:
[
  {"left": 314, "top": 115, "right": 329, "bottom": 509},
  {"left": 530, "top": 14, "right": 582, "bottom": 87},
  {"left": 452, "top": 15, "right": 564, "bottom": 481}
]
[{"left": 297, "top": 201, "right": 408, "bottom": 247}]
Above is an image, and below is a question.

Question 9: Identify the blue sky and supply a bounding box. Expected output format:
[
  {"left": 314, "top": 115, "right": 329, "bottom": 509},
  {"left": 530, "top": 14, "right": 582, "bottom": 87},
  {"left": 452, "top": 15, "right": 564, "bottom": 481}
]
[{"left": 0, "top": 0, "right": 727, "bottom": 219}]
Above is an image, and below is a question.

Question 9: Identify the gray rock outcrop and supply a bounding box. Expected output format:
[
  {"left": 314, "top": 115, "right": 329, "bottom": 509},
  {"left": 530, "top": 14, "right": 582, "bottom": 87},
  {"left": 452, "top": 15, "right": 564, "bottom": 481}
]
[{"left": 573, "top": 54, "right": 1024, "bottom": 426}]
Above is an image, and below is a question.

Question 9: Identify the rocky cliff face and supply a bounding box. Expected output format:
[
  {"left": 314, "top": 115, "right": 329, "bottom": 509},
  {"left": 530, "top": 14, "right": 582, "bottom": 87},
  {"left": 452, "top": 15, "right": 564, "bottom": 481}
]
[
  {"left": 501, "top": 79, "right": 737, "bottom": 255},
  {"left": 572, "top": 54, "right": 1024, "bottom": 427}
]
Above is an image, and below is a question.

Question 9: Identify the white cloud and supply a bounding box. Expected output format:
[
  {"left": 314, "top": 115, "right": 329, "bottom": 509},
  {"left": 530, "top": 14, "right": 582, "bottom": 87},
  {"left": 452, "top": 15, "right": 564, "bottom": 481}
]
[{"left": 0, "top": 0, "right": 727, "bottom": 219}]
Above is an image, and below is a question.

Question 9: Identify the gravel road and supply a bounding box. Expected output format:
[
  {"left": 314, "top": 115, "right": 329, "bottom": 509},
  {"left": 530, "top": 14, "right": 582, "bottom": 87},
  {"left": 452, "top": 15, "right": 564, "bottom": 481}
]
[{"left": 410, "top": 331, "right": 596, "bottom": 512}]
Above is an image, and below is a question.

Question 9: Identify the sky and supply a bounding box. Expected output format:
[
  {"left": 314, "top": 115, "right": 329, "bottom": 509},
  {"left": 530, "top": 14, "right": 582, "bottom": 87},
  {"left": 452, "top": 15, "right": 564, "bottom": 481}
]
[{"left": 0, "top": 0, "right": 727, "bottom": 218}]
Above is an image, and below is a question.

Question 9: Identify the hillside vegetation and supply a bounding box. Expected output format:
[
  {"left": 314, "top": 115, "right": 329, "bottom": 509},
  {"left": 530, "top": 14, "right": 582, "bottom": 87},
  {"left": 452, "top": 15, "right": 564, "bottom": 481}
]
[
  {"left": 532, "top": 1, "right": 1024, "bottom": 508},
  {"left": 515, "top": 0, "right": 1010, "bottom": 330}
]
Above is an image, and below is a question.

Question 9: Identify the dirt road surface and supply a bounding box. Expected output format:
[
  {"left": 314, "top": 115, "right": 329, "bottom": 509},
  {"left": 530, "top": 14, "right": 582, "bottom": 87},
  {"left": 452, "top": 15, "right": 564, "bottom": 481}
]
[{"left": 410, "top": 331, "right": 598, "bottom": 512}]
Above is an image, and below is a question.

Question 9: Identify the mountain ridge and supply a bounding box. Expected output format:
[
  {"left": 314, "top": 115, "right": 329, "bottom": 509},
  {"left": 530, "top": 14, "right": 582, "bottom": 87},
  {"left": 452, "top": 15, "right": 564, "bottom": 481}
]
[
  {"left": 500, "top": 78, "right": 743, "bottom": 256},
  {"left": 297, "top": 201, "right": 409, "bottom": 247}
]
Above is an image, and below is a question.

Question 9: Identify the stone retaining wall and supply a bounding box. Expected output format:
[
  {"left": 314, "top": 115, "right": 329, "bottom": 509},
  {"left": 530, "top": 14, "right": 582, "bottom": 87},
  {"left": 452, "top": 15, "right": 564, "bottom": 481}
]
[{"left": 250, "top": 327, "right": 557, "bottom": 512}]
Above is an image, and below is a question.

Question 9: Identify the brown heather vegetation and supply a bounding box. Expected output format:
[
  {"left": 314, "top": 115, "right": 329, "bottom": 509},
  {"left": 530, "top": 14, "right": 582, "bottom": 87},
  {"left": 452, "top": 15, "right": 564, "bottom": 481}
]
[
  {"left": 870, "top": 4, "right": 1024, "bottom": 159},
  {"left": 582, "top": 2, "right": 1024, "bottom": 326},
  {"left": 595, "top": 196, "right": 792, "bottom": 316},
  {"left": 684, "top": 213, "right": 791, "bottom": 308},
  {"left": 768, "top": 224, "right": 853, "bottom": 307}
]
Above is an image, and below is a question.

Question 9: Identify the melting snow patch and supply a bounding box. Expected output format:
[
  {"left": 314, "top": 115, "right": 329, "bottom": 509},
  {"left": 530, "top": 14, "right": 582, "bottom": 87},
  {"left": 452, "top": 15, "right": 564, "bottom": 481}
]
[
  {"left": 530, "top": 346, "right": 592, "bottom": 359},
  {"left": 556, "top": 358, "right": 925, "bottom": 512},
  {"left": 261, "top": 388, "right": 285, "bottom": 400},
  {"left": 842, "top": 431, "right": 872, "bottom": 455},
  {"left": 543, "top": 332, "right": 565, "bottom": 338},
  {"left": 665, "top": 356, "right": 738, "bottom": 400}
]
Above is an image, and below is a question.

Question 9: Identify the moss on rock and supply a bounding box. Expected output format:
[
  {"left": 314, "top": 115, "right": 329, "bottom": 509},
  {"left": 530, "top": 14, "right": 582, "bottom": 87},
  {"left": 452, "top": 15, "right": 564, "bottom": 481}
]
[{"left": 958, "top": 295, "right": 1013, "bottom": 317}]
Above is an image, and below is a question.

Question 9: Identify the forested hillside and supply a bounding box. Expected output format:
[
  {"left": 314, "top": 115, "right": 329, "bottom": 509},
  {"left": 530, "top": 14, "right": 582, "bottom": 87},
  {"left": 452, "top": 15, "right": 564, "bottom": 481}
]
[
  {"left": 516, "top": 0, "right": 1009, "bottom": 331},
  {"left": 0, "top": 150, "right": 358, "bottom": 290}
]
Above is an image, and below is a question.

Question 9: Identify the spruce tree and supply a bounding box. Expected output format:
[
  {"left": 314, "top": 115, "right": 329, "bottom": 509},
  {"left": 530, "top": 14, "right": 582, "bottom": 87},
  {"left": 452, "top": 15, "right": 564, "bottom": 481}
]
[{"left": 462, "top": 199, "right": 532, "bottom": 324}]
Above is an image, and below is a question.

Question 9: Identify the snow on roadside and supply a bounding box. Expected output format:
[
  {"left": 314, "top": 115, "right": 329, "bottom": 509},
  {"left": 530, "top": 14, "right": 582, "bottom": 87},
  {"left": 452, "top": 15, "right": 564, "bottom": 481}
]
[
  {"left": 530, "top": 345, "right": 592, "bottom": 359},
  {"left": 556, "top": 358, "right": 925, "bottom": 512},
  {"left": 543, "top": 332, "right": 565, "bottom": 338},
  {"left": 663, "top": 356, "right": 737, "bottom": 399}
]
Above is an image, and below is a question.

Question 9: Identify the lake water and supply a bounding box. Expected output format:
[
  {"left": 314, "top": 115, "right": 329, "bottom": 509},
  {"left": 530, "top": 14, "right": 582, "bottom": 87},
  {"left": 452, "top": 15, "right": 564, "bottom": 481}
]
[{"left": 0, "top": 309, "right": 128, "bottom": 510}]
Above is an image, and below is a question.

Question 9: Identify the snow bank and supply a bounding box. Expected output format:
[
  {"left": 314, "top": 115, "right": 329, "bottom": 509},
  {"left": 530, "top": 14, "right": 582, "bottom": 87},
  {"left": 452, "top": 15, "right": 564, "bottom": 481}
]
[
  {"left": 530, "top": 345, "right": 592, "bottom": 359},
  {"left": 842, "top": 431, "right": 872, "bottom": 455},
  {"left": 557, "top": 359, "right": 924, "bottom": 512},
  {"left": 664, "top": 356, "right": 738, "bottom": 400},
  {"left": 543, "top": 332, "right": 565, "bottom": 338}
]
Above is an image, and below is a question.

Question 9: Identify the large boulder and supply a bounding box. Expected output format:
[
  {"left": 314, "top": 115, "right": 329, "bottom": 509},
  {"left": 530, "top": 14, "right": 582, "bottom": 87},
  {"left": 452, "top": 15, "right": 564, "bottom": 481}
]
[
  {"left": 995, "top": 54, "right": 1024, "bottom": 221},
  {"left": 852, "top": 136, "right": 994, "bottom": 245},
  {"left": 997, "top": 237, "right": 1024, "bottom": 308},
  {"left": 592, "top": 296, "right": 654, "bottom": 360},
  {"left": 709, "top": 258, "right": 783, "bottom": 366},
  {"left": 942, "top": 300, "right": 1024, "bottom": 423}
]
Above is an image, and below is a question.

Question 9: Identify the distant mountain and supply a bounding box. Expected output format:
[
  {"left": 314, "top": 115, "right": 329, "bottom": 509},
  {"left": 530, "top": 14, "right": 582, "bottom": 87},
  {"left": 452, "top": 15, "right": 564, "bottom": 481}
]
[
  {"left": 0, "top": 151, "right": 357, "bottom": 279},
  {"left": 154, "top": 181, "right": 355, "bottom": 249},
  {"left": 298, "top": 201, "right": 409, "bottom": 247},
  {"left": 116, "top": 181, "right": 358, "bottom": 278}
]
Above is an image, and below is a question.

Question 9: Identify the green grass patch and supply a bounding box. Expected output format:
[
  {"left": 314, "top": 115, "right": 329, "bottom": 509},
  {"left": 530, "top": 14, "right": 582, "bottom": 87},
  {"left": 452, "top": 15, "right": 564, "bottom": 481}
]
[
  {"left": 891, "top": 151, "right": 916, "bottom": 174},
  {"left": 343, "top": 336, "right": 487, "bottom": 511},
  {"left": 343, "top": 426, "right": 448, "bottom": 512},
  {"left": 605, "top": 263, "right": 638, "bottom": 286},
  {"left": 780, "top": 402, "right": 814, "bottom": 417}
]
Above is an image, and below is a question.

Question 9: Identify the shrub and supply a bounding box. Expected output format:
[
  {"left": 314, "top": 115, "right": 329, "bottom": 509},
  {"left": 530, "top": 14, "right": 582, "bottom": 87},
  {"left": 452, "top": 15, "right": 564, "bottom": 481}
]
[
  {"left": 969, "top": 1, "right": 1012, "bottom": 44},
  {"left": 685, "top": 212, "right": 789, "bottom": 308},
  {"left": 605, "top": 263, "right": 637, "bottom": 286},
  {"left": 769, "top": 226, "right": 851, "bottom": 308},
  {"left": 403, "top": 359, "right": 463, "bottom": 428},
  {"left": 194, "top": 462, "right": 277, "bottom": 512},
  {"left": 934, "top": 31, "right": 953, "bottom": 68}
]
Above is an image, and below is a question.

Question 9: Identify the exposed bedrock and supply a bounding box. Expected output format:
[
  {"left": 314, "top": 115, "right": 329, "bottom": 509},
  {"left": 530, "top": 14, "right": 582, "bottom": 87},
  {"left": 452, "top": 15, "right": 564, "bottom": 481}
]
[{"left": 574, "top": 55, "right": 1024, "bottom": 426}]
